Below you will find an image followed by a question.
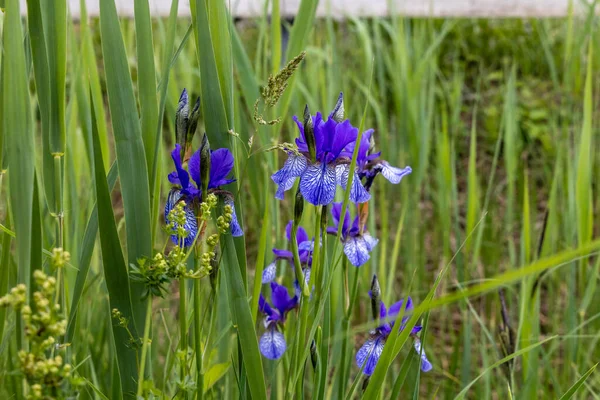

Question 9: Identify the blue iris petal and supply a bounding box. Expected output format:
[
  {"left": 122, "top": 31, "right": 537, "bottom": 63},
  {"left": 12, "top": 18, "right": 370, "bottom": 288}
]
[
  {"left": 356, "top": 336, "right": 386, "bottom": 376},
  {"left": 259, "top": 328, "right": 287, "bottom": 360},
  {"left": 164, "top": 189, "right": 198, "bottom": 247},
  {"left": 338, "top": 165, "right": 371, "bottom": 204},
  {"left": 299, "top": 162, "right": 337, "bottom": 205},
  {"left": 380, "top": 162, "right": 412, "bottom": 184},
  {"left": 271, "top": 154, "right": 308, "bottom": 200},
  {"left": 262, "top": 262, "right": 277, "bottom": 284},
  {"left": 225, "top": 198, "right": 243, "bottom": 237},
  {"left": 343, "top": 235, "right": 374, "bottom": 267},
  {"left": 414, "top": 339, "right": 433, "bottom": 372}
]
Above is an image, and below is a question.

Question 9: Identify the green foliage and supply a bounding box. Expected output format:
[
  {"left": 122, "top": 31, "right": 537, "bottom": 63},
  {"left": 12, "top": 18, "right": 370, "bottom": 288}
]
[{"left": 1, "top": 3, "right": 600, "bottom": 400}]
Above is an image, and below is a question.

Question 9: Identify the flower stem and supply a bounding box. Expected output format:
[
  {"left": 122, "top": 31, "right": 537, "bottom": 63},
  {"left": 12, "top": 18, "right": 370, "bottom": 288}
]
[
  {"left": 194, "top": 277, "right": 204, "bottom": 400},
  {"left": 137, "top": 296, "right": 153, "bottom": 397},
  {"left": 292, "top": 206, "right": 322, "bottom": 398},
  {"left": 179, "top": 277, "right": 188, "bottom": 390}
]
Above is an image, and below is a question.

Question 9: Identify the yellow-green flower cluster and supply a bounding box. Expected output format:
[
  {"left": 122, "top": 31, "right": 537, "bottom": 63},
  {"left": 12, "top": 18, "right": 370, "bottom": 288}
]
[
  {"left": 0, "top": 269, "right": 74, "bottom": 399},
  {"left": 167, "top": 200, "right": 190, "bottom": 241},
  {"left": 216, "top": 204, "right": 233, "bottom": 234},
  {"left": 50, "top": 248, "right": 70, "bottom": 270},
  {"left": 200, "top": 193, "right": 218, "bottom": 221}
]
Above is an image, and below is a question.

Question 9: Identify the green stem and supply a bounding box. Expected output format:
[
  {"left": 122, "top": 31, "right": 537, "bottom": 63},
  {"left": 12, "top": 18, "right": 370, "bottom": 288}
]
[
  {"left": 137, "top": 296, "right": 153, "bottom": 397},
  {"left": 194, "top": 277, "right": 204, "bottom": 400},
  {"left": 292, "top": 206, "right": 322, "bottom": 398},
  {"left": 179, "top": 277, "right": 188, "bottom": 389},
  {"left": 53, "top": 155, "right": 66, "bottom": 316}
]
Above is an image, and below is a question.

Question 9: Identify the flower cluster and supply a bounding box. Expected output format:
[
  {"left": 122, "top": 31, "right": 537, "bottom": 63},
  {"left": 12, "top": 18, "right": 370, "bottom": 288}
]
[
  {"left": 258, "top": 282, "right": 298, "bottom": 360},
  {"left": 356, "top": 276, "right": 432, "bottom": 375},
  {"left": 0, "top": 269, "right": 78, "bottom": 399},
  {"left": 262, "top": 221, "right": 313, "bottom": 288},
  {"left": 165, "top": 89, "right": 243, "bottom": 248},
  {"left": 327, "top": 202, "right": 378, "bottom": 267},
  {"left": 260, "top": 93, "right": 431, "bottom": 378},
  {"left": 272, "top": 93, "right": 411, "bottom": 206}
]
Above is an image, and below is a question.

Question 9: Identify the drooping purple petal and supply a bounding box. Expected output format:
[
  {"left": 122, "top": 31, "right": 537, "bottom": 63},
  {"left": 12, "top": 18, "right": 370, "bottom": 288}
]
[
  {"left": 343, "top": 236, "right": 373, "bottom": 267},
  {"left": 272, "top": 154, "right": 308, "bottom": 200},
  {"left": 188, "top": 148, "right": 201, "bottom": 187},
  {"left": 262, "top": 262, "right": 277, "bottom": 284},
  {"left": 414, "top": 339, "right": 433, "bottom": 372},
  {"left": 296, "top": 226, "right": 309, "bottom": 244},
  {"left": 299, "top": 163, "right": 337, "bottom": 205},
  {"left": 356, "top": 336, "right": 386, "bottom": 376},
  {"left": 284, "top": 220, "right": 309, "bottom": 245},
  {"left": 209, "top": 148, "right": 236, "bottom": 188},
  {"left": 330, "top": 202, "right": 350, "bottom": 235},
  {"left": 388, "top": 297, "right": 413, "bottom": 320},
  {"left": 258, "top": 294, "right": 274, "bottom": 318},
  {"left": 273, "top": 248, "right": 293, "bottom": 260},
  {"left": 329, "top": 120, "right": 359, "bottom": 161},
  {"left": 260, "top": 329, "right": 287, "bottom": 360},
  {"left": 363, "top": 233, "right": 379, "bottom": 251},
  {"left": 170, "top": 145, "right": 190, "bottom": 189},
  {"left": 225, "top": 198, "right": 243, "bottom": 237},
  {"left": 270, "top": 282, "right": 294, "bottom": 315},
  {"left": 379, "top": 162, "right": 412, "bottom": 185},
  {"left": 338, "top": 165, "right": 371, "bottom": 203}
]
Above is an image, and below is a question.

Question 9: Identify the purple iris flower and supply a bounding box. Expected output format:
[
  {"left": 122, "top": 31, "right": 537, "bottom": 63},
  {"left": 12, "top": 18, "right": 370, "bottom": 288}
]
[
  {"left": 344, "top": 130, "right": 412, "bottom": 192},
  {"left": 258, "top": 282, "right": 298, "bottom": 360},
  {"left": 356, "top": 295, "right": 432, "bottom": 375},
  {"left": 165, "top": 143, "right": 243, "bottom": 246},
  {"left": 271, "top": 93, "right": 371, "bottom": 205},
  {"left": 262, "top": 221, "right": 313, "bottom": 284},
  {"left": 326, "top": 202, "right": 378, "bottom": 267}
]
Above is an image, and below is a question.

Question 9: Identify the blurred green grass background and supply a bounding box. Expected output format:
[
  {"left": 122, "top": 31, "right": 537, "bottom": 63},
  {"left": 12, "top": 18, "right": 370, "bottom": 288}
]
[{"left": 1, "top": 2, "right": 600, "bottom": 398}]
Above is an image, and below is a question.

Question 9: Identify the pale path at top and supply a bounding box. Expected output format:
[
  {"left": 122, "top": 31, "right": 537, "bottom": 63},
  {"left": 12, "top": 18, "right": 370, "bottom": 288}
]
[
  {"left": 18, "top": 0, "right": 593, "bottom": 18},
  {"left": 21, "top": 0, "right": 590, "bottom": 18}
]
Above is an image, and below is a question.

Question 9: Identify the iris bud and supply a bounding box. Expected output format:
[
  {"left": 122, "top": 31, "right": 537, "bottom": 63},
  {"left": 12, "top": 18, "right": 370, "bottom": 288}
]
[
  {"left": 187, "top": 97, "right": 201, "bottom": 148},
  {"left": 303, "top": 104, "right": 316, "bottom": 161},
  {"left": 310, "top": 339, "right": 318, "bottom": 370},
  {"left": 370, "top": 274, "right": 381, "bottom": 321},
  {"left": 175, "top": 89, "right": 190, "bottom": 151},
  {"left": 331, "top": 92, "right": 345, "bottom": 123},
  {"left": 294, "top": 187, "right": 304, "bottom": 224},
  {"left": 200, "top": 133, "right": 211, "bottom": 201}
]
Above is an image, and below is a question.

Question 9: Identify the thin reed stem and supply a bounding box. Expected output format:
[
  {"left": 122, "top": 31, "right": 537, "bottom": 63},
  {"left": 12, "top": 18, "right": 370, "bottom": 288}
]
[{"left": 137, "top": 296, "right": 153, "bottom": 397}]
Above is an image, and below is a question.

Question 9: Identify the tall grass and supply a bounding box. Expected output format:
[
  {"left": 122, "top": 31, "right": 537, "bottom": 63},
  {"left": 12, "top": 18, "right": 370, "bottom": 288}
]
[{"left": 1, "top": 1, "right": 599, "bottom": 399}]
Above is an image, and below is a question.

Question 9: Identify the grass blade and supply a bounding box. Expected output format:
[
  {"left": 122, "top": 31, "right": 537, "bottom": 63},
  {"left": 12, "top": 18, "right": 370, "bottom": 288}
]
[
  {"left": 99, "top": 0, "right": 152, "bottom": 332},
  {"left": 91, "top": 96, "right": 140, "bottom": 400},
  {"left": 133, "top": 0, "right": 159, "bottom": 175},
  {"left": 454, "top": 336, "right": 556, "bottom": 399},
  {"left": 558, "top": 362, "right": 598, "bottom": 400},
  {"left": 219, "top": 232, "right": 267, "bottom": 400},
  {"left": 193, "top": 0, "right": 230, "bottom": 148},
  {"left": 3, "top": 0, "right": 35, "bottom": 291},
  {"left": 66, "top": 163, "right": 118, "bottom": 342}
]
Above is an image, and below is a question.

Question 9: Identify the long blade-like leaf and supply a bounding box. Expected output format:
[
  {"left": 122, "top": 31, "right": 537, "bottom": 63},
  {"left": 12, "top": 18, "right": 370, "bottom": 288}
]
[
  {"left": 91, "top": 97, "right": 140, "bottom": 400},
  {"left": 99, "top": 0, "right": 152, "bottom": 332},
  {"left": 66, "top": 163, "right": 119, "bottom": 342},
  {"left": 4, "top": 0, "right": 35, "bottom": 291},
  {"left": 133, "top": 0, "right": 159, "bottom": 174},
  {"left": 558, "top": 363, "right": 598, "bottom": 400}
]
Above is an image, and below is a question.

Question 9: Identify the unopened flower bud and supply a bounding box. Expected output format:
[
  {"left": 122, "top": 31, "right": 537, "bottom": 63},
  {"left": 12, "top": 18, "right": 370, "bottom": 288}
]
[
  {"left": 294, "top": 187, "right": 304, "bottom": 225},
  {"left": 370, "top": 275, "right": 381, "bottom": 321},
  {"left": 303, "top": 104, "right": 316, "bottom": 161},
  {"left": 331, "top": 92, "right": 345, "bottom": 123},
  {"left": 200, "top": 133, "right": 211, "bottom": 201},
  {"left": 176, "top": 89, "right": 190, "bottom": 150},
  {"left": 187, "top": 97, "right": 201, "bottom": 147}
]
